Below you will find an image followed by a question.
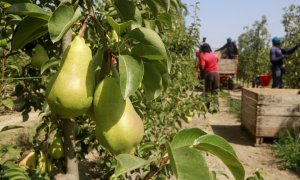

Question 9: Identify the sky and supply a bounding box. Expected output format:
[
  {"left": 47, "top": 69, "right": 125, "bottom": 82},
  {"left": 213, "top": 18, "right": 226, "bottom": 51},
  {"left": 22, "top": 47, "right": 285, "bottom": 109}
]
[{"left": 181, "top": 0, "right": 299, "bottom": 49}]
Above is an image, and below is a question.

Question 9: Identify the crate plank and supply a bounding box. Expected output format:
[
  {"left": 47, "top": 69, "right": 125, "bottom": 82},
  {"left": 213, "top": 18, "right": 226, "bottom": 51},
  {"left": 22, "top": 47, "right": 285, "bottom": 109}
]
[{"left": 257, "top": 104, "right": 300, "bottom": 116}]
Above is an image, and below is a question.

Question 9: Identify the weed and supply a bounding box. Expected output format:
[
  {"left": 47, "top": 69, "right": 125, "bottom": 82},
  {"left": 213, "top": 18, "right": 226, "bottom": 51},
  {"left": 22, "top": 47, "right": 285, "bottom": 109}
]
[
  {"left": 221, "top": 92, "right": 241, "bottom": 117},
  {"left": 272, "top": 130, "right": 300, "bottom": 173}
]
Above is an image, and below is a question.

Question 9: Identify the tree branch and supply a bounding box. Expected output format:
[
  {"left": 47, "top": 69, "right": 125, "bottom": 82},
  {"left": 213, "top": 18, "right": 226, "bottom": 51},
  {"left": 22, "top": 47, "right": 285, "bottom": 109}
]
[
  {"left": 143, "top": 156, "right": 169, "bottom": 180},
  {"left": 85, "top": 0, "right": 108, "bottom": 48}
]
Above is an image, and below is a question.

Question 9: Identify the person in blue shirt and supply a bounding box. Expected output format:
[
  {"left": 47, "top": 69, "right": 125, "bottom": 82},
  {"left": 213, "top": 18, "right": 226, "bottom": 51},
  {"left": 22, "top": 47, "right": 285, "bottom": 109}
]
[{"left": 270, "top": 36, "right": 299, "bottom": 88}]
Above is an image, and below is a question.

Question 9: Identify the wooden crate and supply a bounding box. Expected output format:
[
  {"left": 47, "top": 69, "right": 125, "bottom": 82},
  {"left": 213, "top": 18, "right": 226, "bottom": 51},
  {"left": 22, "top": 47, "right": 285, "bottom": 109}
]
[
  {"left": 241, "top": 88, "right": 300, "bottom": 145},
  {"left": 218, "top": 59, "right": 238, "bottom": 75}
]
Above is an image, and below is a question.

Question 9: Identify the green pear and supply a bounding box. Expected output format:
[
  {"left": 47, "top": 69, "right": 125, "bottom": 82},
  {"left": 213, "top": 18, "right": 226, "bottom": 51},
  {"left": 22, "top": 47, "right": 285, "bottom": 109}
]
[
  {"left": 37, "top": 151, "right": 46, "bottom": 174},
  {"left": 19, "top": 151, "right": 36, "bottom": 169},
  {"left": 46, "top": 36, "right": 94, "bottom": 118},
  {"left": 31, "top": 44, "right": 49, "bottom": 68},
  {"left": 49, "top": 136, "right": 64, "bottom": 160},
  {"left": 93, "top": 77, "right": 144, "bottom": 155}
]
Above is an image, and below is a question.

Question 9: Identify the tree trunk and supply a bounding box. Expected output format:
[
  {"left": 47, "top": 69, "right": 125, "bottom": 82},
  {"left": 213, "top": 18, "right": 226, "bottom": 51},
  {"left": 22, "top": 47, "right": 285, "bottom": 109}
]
[{"left": 60, "top": 30, "right": 80, "bottom": 180}]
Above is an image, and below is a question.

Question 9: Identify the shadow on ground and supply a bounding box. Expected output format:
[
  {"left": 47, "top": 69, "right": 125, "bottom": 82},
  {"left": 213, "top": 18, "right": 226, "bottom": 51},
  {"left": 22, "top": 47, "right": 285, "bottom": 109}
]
[{"left": 210, "top": 124, "right": 254, "bottom": 146}]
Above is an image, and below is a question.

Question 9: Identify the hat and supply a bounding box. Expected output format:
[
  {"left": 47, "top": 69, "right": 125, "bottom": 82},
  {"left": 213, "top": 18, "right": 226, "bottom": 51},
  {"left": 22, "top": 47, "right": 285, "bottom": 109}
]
[
  {"left": 272, "top": 36, "right": 283, "bottom": 43},
  {"left": 227, "top": 37, "right": 232, "bottom": 42}
]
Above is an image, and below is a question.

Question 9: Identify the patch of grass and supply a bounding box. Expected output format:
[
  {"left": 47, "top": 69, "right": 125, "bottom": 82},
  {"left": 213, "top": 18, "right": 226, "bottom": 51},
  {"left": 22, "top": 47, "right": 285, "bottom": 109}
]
[
  {"left": 228, "top": 98, "right": 241, "bottom": 116},
  {"left": 272, "top": 130, "right": 300, "bottom": 173},
  {"left": 221, "top": 92, "right": 241, "bottom": 116}
]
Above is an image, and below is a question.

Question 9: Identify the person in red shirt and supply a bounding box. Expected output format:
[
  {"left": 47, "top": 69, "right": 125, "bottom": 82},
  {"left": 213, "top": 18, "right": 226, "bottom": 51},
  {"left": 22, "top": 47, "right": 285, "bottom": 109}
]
[{"left": 199, "top": 43, "right": 219, "bottom": 95}]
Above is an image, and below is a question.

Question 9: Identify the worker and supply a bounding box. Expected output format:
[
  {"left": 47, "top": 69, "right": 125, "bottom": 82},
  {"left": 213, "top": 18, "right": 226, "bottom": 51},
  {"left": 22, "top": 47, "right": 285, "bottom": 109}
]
[
  {"left": 215, "top": 37, "right": 238, "bottom": 59},
  {"left": 199, "top": 43, "right": 219, "bottom": 96},
  {"left": 270, "top": 36, "right": 299, "bottom": 88}
]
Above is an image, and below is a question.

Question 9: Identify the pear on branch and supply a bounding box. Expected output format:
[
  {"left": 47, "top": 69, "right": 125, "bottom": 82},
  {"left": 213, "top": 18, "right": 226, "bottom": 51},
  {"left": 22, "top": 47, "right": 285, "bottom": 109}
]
[
  {"left": 93, "top": 77, "right": 144, "bottom": 155},
  {"left": 31, "top": 44, "right": 49, "bottom": 69},
  {"left": 46, "top": 36, "right": 94, "bottom": 118}
]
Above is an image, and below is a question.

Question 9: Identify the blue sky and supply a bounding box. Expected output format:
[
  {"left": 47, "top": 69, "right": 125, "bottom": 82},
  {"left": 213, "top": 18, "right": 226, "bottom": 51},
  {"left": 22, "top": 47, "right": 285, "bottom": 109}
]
[{"left": 181, "top": 0, "right": 299, "bottom": 49}]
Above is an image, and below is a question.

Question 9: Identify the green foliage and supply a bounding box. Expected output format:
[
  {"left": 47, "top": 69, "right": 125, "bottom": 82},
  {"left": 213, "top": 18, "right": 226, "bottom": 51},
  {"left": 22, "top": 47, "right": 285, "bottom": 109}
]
[
  {"left": 0, "top": 0, "right": 244, "bottom": 179},
  {"left": 246, "top": 168, "right": 266, "bottom": 180},
  {"left": 167, "top": 128, "right": 245, "bottom": 180},
  {"left": 238, "top": 16, "right": 271, "bottom": 83},
  {"left": 48, "top": 5, "right": 81, "bottom": 43},
  {"left": 272, "top": 130, "right": 300, "bottom": 173},
  {"left": 282, "top": 4, "right": 300, "bottom": 88}
]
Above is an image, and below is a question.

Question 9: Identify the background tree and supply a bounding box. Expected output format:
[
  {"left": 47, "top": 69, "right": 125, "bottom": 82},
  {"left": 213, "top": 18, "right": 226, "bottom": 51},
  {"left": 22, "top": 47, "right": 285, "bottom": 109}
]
[
  {"left": 282, "top": 4, "right": 300, "bottom": 88},
  {"left": 0, "top": 0, "right": 244, "bottom": 180},
  {"left": 237, "top": 16, "right": 271, "bottom": 84}
]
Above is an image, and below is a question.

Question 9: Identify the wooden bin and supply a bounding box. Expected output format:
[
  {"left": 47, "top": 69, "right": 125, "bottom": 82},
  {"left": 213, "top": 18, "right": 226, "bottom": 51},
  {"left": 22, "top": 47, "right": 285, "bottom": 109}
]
[{"left": 241, "top": 88, "right": 300, "bottom": 145}]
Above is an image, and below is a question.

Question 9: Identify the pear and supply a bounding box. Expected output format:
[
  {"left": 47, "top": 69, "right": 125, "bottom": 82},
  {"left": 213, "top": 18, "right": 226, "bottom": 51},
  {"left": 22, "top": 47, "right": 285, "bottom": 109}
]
[
  {"left": 49, "top": 136, "right": 64, "bottom": 160},
  {"left": 46, "top": 36, "right": 94, "bottom": 118},
  {"left": 19, "top": 151, "right": 36, "bottom": 169},
  {"left": 37, "top": 151, "right": 46, "bottom": 174},
  {"left": 31, "top": 44, "right": 49, "bottom": 68},
  {"left": 93, "top": 77, "right": 144, "bottom": 155},
  {"left": 184, "top": 111, "right": 194, "bottom": 123}
]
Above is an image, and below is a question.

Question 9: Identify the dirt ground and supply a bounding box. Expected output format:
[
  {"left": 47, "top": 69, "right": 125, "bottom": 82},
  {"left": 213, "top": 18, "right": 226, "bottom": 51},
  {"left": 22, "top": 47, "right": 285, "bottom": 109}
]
[
  {"left": 1, "top": 89, "right": 300, "bottom": 180},
  {"left": 182, "top": 89, "right": 300, "bottom": 180}
]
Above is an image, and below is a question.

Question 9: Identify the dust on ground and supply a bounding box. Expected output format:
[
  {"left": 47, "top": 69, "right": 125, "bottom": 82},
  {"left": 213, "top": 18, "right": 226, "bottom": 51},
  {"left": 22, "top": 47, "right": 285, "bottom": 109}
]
[{"left": 182, "top": 89, "right": 300, "bottom": 180}]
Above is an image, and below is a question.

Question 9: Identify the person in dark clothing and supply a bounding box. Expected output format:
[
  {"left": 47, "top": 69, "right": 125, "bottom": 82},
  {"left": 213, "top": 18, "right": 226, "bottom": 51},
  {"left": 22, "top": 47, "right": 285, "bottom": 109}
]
[
  {"left": 270, "top": 36, "right": 299, "bottom": 88},
  {"left": 215, "top": 37, "right": 239, "bottom": 59}
]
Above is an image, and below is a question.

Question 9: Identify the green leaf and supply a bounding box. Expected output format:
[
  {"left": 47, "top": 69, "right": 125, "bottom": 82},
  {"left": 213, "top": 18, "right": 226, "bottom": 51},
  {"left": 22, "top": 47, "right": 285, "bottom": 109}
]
[
  {"left": 144, "top": 20, "right": 157, "bottom": 31},
  {"left": 139, "top": 142, "right": 156, "bottom": 153},
  {"left": 157, "top": 13, "right": 172, "bottom": 28},
  {"left": 1, "top": 0, "right": 31, "bottom": 4},
  {"left": 6, "top": 14, "right": 22, "bottom": 26},
  {"left": 166, "top": 143, "right": 210, "bottom": 180},
  {"left": 5, "top": 3, "right": 50, "bottom": 20},
  {"left": 48, "top": 5, "right": 81, "bottom": 43},
  {"left": 131, "top": 45, "right": 164, "bottom": 60},
  {"left": 93, "top": 48, "right": 105, "bottom": 84},
  {"left": 145, "top": 0, "right": 159, "bottom": 16},
  {"left": 11, "top": 16, "right": 48, "bottom": 50},
  {"left": 107, "top": 16, "right": 133, "bottom": 36},
  {"left": 170, "top": 0, "right": 180, "bottom": 10},
  {"left": 113, "top": 0, "right": 142, "bottom": 28},
  {"left": 114, "top": 154, "right": 154, "bottom": 177},
  {"left": 6, "top": 64, "right": 20, "bottom": 74},
  {"left": 142, "top": 61, "right": 163, "bottom": 100},
  {"left": 40, "top": 59, "right": 60, "bottom": 74},
  {"left": 119, "top": 55, "right": 144, "bottom": 99},
  {"left": 0, "top": 125, "right": 24, "bottom": 132},
  {"left": 161, "top": 0, "right": 171, "bottom": 12},
  {"left": 128, "top": 27, "right": 170, "bottom": 67},
  {"left": 1, "top": 98, "right": 14, "bottom": 109},
  {"left": 194, "top": 135, "right": 245, "bottom": 180},
  {"left": 171, "top": 128, "right": 207, "bottom": 149}
]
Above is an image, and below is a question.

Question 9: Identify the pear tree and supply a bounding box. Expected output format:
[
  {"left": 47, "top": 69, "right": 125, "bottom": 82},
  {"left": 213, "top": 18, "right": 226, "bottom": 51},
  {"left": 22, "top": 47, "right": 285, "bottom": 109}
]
[{"left": 0, "top": 0, "right": 245, "bottom": 180}]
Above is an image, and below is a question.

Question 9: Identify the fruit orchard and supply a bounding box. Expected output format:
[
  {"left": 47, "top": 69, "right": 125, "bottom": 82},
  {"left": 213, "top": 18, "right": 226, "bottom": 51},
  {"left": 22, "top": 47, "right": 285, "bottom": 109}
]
[
  {"left": 0, "top": 0, "right": 244, "bottom": 180},
  {"left": 0, "top": 1, "right": 299, "bottom": 180}
]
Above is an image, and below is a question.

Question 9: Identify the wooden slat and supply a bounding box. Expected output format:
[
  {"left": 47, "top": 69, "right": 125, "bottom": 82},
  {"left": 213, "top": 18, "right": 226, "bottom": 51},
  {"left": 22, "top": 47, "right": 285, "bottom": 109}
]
[
  {"left": 241, "top": 106, "right": 257, "bottom": 136},
  {"left": 257, "top": 94, "right": 300, "bottom": 105},
  {"left": 257, "top": 104, "right": 300, "bottom": 116},
  {"left": 242, "top": 94, "right": 257, "bottom": 108},
  {"left": 218, "top": 59, "right": 238, "bottom": 74},
  {"left": 242, "top": 88, "right": 258, "bottom": 100}
]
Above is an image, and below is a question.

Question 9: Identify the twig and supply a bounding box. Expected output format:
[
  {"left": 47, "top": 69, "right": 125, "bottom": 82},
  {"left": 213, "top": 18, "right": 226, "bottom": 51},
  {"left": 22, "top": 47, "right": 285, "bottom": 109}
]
[
  {"left": 143, "top": 156, "right": 169, "bottom": 180},
  {"left": 0, "top": 51, "right": 19, "bottom": 59},
  {"left": 78, "top": 13, "right": 92, "bottom": 38},
  {"left": 1, "top": 48, "right": 5, "bottom": 81},
  {"left": 85, "top": 0, "right": 108, "bottom": 48}
]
